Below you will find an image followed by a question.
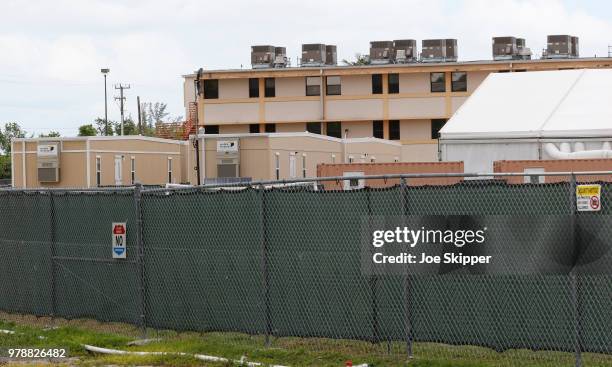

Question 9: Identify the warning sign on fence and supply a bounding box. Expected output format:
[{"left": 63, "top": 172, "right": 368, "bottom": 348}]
[
  {"left": 576, "top": 184, "right": 601, "bottom": 212},
  {"left": 112, "top": 222, "right": 127, "bottom": 259}
]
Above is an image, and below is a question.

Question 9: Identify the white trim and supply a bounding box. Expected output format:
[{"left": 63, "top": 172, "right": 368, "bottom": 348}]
[
  {"left": 344, "top": 137, "right": 403, "bottom": 146},
  {"left": 46, "top": 149, "right": 182, "bottom": 155},
  {"left": 198, "top": 131, "right": 344, "bottom": 143},
  {"left": 12, "top": 135, "right": 188, "bottom": 145},
  {"left": 130, "top": 156, "right": 136, "bottom": 185},
  {"left": 86, "top": 139, "right": 91, "bottom": 188},
  {"left": 10, "top": 141, "right": 14, "bottom": 187},
  {"left": 21, "top": 141, "right": 26, "bottom": 188},
  {"left": 167, "top": 156, "right": 173, "bottom": 184}
]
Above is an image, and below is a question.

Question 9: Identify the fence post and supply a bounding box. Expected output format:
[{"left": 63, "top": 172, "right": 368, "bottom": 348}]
[
  {"left": 400, "top": 178, "right": 413, "bottom": 359},
  {"left": 366, "top": 187, "right": 381, "bottom": 346},
  {"left": 49, "top": 191, "right": 57, "bottom": 320},
  {"left": 569, "top": 174, "right": 582, "bottom": 367},
  {"left": 133, "top": 183, "right": 147, "bottom": 338},
  {"left": 259, "top": 184, "right": 272, "bottom": 347}
]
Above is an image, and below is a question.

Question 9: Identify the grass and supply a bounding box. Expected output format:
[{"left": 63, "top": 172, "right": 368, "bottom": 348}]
[{"left": 0, "top": 313, "right": 611, "bottom": 366}]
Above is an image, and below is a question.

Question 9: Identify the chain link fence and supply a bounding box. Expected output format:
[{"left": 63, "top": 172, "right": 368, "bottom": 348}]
[{"left": 0, "top": 172, "right": 611, "bottom": 366}]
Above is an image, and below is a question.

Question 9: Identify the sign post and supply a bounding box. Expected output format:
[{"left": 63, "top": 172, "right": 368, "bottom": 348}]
[
  {"left": 112, "top": 222, "right": 127, "bottom": 259},
  {"left": 576, "top": 184, "right": 601, "bottom": 212}
]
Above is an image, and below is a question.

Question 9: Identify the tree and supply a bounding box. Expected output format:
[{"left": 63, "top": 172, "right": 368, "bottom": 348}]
[
  {"left": 144, "top": 102, "right": 169, "bottom": 128},
  {"left": 78, "top": 124, "right": 97, "bottom": 136},
  {"left": 95, "top": 117, "right": 114, "bottom": 136},
  {"left": 342, "top": 53, "right": 370, "bottom": 66},
  {"left": 113, "top": 116, "right": 138, "bottom": 136},
  {"left": 0, "top": 155, "right": 10, "bottom": 179},
  {"left": 0, "top": 122, "right": 27, "bottom": 154},
  {"left": 39, "top": 131, "right": 61, "bottom": 138}
]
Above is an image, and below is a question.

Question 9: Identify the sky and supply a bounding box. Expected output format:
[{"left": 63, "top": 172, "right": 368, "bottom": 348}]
[{"left": 1, "top": 0, "right": 612, "bottom": 137}]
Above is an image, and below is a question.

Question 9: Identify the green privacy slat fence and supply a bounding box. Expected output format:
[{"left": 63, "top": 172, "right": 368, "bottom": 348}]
[{"left": 0, "top": 178, "right": 610, "bottom": 362}]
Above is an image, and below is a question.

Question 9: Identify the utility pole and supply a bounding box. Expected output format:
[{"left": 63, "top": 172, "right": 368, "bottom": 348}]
[
  {"left": 114, "top": 83, "right": 131, "bottom": 135},
  {"left": 137, "top": 96, "right": 143, "bottom": 135},
  {"left": 101, "top": 69, "right": 110, "bottom": 135}
]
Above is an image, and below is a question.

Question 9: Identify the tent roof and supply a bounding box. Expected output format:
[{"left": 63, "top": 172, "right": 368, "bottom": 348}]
[{"left": 440, "top": 68, "right": 612, "bottom": 139}]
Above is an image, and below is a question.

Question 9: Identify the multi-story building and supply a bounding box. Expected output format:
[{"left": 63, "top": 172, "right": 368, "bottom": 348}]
[{"left": 183, "top": 56, "right": 612, "bottom": 167}]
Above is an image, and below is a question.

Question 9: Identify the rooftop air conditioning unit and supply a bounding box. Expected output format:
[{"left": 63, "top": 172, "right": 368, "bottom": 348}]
[
  {"left": 421, "top": 38, "right": 458, "bottom": 62},
  {"left": 370, "top": 41, "right": 394, "bottom": 64},
  {"left": 251, "top": 45, "right": 276, "bottom": 68},
  {"left": 273, "top": 46, "right": 288, "bottom": 68},
  {"left": 37, "top": 142, "right": 60, "bottom": 182},
  {"left": 325, "top": 45, "right": 337, "bottom": 65},
  {"left": 393, "top": 39, "right": 417, "bottom": 63},
  {"left": 545, "top": 35, "right": 578, "bottom": 59},
  {"left": 301, "top": 43, "right": 326, "bottom": 67},
  {"left": 492, "top": 36, "right": 517, "bottom": 60}
]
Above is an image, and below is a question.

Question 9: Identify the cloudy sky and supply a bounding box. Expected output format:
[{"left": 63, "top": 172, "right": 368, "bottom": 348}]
[{"left": 1, "top": 0, "right": 611, "bottom": 136}]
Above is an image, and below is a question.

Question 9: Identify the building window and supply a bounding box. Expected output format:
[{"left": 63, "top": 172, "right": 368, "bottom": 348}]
[
  {"left": 389, "top": 120, "right": 400, "bottom": 140},
  {"left": 275, "top": 153, "right": 280, "bottom": 180},
  {"left": 264, "top": 78, "right": 275, "bottom": 97},
  {"left": 431, "top": 119, "right": 447, "bottom": 139},
  {"left": 326, "top": 76, "right": 341, "bottom": 95},
  {"left": 348, "top": 155, "right": 354, "bottom": 163},
  {"left": 204, "top": 125, "right": 219, "bottom": 134},
  {"left": 130, "top": 157, "right": 135, "bottom": 185},
  {"left": 167, "top": 158, "right": 173, "bottom": 183},
  {"left": 451, "top": 72, "right": 467, "bottom": 92},
  {"left": 249, "top": 124, "right": 260, "bottom": 133},
  {"left": 331, "top": 154, "right": 336, "bottom": 164},
  {"left": 326, "top": 121, "right": 341, "bottom": 138},
  {"left": 249, "top": 78, "right": 259, "bottom": 98},
  {"left": 305, "top": 76, "right": 321, "bottom": 96},
  {"left": 388, "top": 73, "right": 399, "bottom": 94},
  {"left": 96, "top": 156, "right": 101, "bottom": 187},
  {"left": 372, "top": 74, "right": 383, "bottom": 94},
  {"left": 203, "top": 79, "right": 218, "bottom": 99},
  {"left": 372, "top": 120, "right": 383, "bottom": 139},
  {"left": 265, "top": 123, "right": 276, "bottom": 133},
  {"left": 302, "top": 154, "right": 307, "bottom": 178},
  {"left": 306, "top": 122, "right": 321, "bottom": 134},
  {"left": 430, "top": 72, "right": 446, "bottom": 93}
]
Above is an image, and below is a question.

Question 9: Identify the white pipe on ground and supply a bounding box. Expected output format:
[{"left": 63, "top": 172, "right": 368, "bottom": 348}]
[
  {"left": 544, "top": 143, "right": 612, "bottom": 159},
  {"left": 82, "top": 344, "right": 289, "bottom": 367}
]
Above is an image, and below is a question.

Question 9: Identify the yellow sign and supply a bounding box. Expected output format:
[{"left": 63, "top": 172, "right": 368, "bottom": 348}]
[{"left": 576, "top": 184, "right": 601, "bottom": 212}]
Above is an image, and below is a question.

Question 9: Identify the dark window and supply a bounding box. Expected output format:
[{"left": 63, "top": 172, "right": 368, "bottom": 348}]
[
  {"left": 249, "top": 124, "right": 260, "bottom": 133},
  {"left": 372, "top": 74, "right": 383, "bottom": 94},
  {"left": 431, "top": 119, "right": 447, "bottom": 139},
  {"left": 306, "top": 122, "right": 321, "bottom": 134},
  {"left": 204, "top": 125, "right": 219, "bottom": 134},
  {"left": 305, "top": 77, "right": 321, "bottom": 96},
  {"left": 249, "top": 78, "right": 259, "bottom": 98},
  {"left": 326, "top": 76, "right": 341, "bottom": 95},
  {"left": 430, "top": 72, "right": 446, "bottom": 93},
  {"left": 265, "top": 123, "right": 276, "bottom": 133},
  {"left": 264, "top": 78, "right": 275, "bottom": 97},
  {"left": 372, "top": 120, "right": 383, "bottom": 139},
  {"left": 451, "top": 72, "right": 467, "bottom": 92},
  {"left": 388, "top": 73, "right": 399, "bottom": 94},
  {"left": 326, "top": 121, "right": 342, "bottom": 138},
  {"left": 203, "top": 79, "right": 218, "bottom": 99},
  {"left": 389, "top": 120, "right": 400, "bottom": 140}
]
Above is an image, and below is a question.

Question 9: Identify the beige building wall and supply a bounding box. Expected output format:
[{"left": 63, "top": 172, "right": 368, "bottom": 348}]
[
  {"left": 265, "top": 100, "right": 321, "bottom": 122},
  {"left": 12, "top": 137, "right": 186, "bottom": 188},
  {"left": 204, "top": 103, "right": 259, "bottom": 124},
  {"left": 275, "top": 77, "right": 307, "bottom": 97},
  {"left": 399, "top": 73, "right": 431, "bottom": 93},
  {"left": 343, "top": 121, "right": 373, "bottom": 139},
  {"left": 276, "top": 122, "right": 307, "bottom": 133},
  {"left": 340, "top": 75, "right": 372, "bottom": 96},
  {"left": 345, "top": 140, "right": 402, "bottom": 163},
  {"left": 219, "top": 78, "right": 249, "bottom": 99},
  {"left": 388, "top": 97, "right": 446, "bottom": 119},
  {"left": 400, "top": 119, "right": 432, "bottom": 141},
  {"left": 401, "top": 142, "right": 439, "bottom": 162},
  {"left": 326, "top": 99, "right": 383, "bottom": 120},
  {"left": 220, "top": 124, "right": 250, "bottom": 134}
]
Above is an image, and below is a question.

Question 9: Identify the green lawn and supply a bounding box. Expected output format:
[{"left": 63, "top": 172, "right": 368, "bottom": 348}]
[{"left": 0, "top": 313, "right": 610, "bottom": 366}]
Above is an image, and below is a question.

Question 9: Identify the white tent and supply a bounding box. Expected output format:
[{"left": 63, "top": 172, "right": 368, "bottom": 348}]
[{"left": 440, "top": 69, "right": 612, "bottom": 173}]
